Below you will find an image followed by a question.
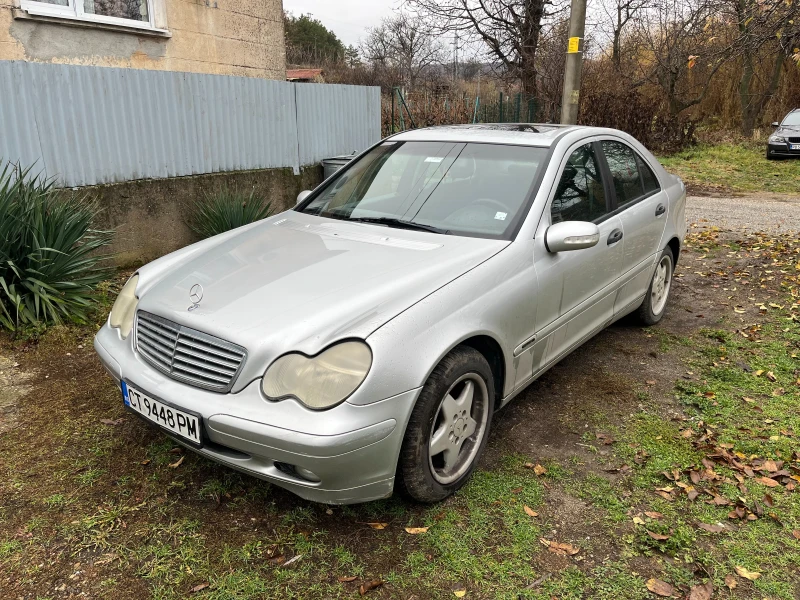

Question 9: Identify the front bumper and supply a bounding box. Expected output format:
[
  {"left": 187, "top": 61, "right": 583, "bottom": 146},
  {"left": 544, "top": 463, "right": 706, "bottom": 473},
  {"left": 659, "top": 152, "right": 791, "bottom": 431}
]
[
  {"left": 767, "top": 142, "right": 800, "bottom": 158},
  {"left": 94, "top": 326, "right": 420, "bottom": 504}
]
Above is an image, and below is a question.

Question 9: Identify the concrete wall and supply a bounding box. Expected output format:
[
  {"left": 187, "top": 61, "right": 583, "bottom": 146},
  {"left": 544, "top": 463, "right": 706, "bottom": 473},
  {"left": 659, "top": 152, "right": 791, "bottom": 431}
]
[
  {"left": 0, "top": 0, "right": 285, "bottom": 80},
  {"left": 70, "top": 165, "right": 323, "bottom": 267}
]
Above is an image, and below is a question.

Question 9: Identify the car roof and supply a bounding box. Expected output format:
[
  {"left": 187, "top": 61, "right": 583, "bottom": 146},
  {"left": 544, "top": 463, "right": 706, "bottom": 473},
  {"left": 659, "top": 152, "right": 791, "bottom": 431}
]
[{"left": 389, "top": 123, "right": 592, "bottom": 147}]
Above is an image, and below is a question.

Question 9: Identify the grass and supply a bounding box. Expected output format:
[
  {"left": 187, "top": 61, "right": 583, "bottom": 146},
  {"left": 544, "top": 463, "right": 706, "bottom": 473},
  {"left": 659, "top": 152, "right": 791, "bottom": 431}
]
[
  {"left": 0, "top": 228, "right": 798, "bottom": 598},
  {"left": 659, "top": 143, "right": 800, "bottom": 194}
]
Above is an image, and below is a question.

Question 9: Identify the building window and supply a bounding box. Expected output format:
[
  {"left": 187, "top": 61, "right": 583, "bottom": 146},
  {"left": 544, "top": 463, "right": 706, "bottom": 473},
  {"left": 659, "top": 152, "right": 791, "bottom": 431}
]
[{"left": 20, "top": 0, "right": 157, "bottom": 30}]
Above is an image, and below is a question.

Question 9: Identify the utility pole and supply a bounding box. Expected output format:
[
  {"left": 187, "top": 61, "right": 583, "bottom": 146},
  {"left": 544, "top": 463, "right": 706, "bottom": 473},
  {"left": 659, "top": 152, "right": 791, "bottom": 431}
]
[
  {"left": 453, "top": 32, "right": 459, "bottom": 83},
  {"left": 560, "top": 0, "right": 587, "bottom": 125}
]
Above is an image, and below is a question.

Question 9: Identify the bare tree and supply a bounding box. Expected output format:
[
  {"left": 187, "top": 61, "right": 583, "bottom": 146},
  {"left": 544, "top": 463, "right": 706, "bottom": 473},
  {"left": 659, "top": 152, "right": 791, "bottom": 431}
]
[
  {"left": 725, "top": 0, "right": 800, "bottom": 135},
  {"left": 596, "top": 0, "right": 651, "bottom": 68},
  {"left": 404, "top": 0, "right": 565, "bottom": 97},
  {"left": 362, "top": 13, "right": 446, "bottom": 89},
  {"left": 632, "top": 0, "right": 730, "bottom": 117}
]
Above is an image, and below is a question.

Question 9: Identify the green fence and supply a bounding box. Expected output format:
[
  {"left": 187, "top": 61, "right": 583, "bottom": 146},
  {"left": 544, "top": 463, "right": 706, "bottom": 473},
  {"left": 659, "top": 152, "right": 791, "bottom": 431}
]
[{"left": 385, "top": 89, "right": 540, "bottom": 136}]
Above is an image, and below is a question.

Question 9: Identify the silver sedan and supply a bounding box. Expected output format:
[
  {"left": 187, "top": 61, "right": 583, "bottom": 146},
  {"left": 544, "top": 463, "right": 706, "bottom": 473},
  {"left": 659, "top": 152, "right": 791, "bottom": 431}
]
[{"left": 94, "top": 124, "right": 686, "bottom": 504}]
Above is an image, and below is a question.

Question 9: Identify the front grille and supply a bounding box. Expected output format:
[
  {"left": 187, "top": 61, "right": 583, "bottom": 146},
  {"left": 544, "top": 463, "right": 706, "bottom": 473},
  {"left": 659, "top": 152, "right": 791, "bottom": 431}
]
[
  {"left": 134, "top": 311, "right": 247, "bottom": 392},
  {"left": 788, "top": 137, "right": 800, "bottom": 143}
]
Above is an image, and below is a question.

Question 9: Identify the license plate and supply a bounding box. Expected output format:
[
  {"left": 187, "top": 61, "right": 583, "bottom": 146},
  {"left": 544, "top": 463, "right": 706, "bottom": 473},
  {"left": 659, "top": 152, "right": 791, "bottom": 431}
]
[
  {"left": 122, "top": 381, "right": 202, "bottom": 445},
  {"left": 791, "top": 144, "right": 800, "bottom": 150}
]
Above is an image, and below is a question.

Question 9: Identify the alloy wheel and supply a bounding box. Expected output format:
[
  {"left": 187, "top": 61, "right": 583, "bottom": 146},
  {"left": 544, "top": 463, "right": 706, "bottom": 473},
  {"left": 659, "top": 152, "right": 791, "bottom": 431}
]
[{"left": 428, "top": 373, "right": 490, "bottom": 485}]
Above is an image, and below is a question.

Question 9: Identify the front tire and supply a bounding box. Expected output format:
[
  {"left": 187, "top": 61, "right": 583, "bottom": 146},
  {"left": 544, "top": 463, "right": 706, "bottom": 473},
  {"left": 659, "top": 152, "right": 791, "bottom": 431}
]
[
  {"left": 635, "top": 247, "right": 674, "bottom": 326},
  {"left": 398, "top": 346, "right": 495, "bottom": 503}
]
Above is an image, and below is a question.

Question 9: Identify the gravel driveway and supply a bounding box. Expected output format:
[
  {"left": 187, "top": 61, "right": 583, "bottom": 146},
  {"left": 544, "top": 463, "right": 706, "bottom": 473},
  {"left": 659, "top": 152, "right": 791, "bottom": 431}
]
[{"left": 687, "top": 194, "right": 800, "bottom": 233}]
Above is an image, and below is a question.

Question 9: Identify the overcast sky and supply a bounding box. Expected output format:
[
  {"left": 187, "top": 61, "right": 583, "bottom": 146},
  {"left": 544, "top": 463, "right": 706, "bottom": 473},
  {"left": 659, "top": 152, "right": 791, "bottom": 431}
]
[{"left": 283, "top": 0, "right": 400, "bottom": 47}]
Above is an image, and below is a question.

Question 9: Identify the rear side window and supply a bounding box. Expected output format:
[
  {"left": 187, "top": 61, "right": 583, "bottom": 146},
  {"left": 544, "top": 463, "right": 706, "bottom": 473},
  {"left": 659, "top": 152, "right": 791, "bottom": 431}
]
[
  {"left": 637, "top": 155, "right": 660, "bottom": 194},
  {"left": 602, "top": 141, "right": 642, "bottom": 205},
  {"left": 551, "top": 143, "right": 611, "bottom": 223}
]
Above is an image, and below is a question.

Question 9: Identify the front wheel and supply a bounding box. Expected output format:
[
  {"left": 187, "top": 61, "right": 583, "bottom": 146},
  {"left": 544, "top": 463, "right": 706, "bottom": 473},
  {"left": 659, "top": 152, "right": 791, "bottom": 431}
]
[
  {"left": 398, "top": 346, "right": 495, "bottom": 503},
  {"left": 635, "top": 247, "right": 674, "bottom": 326}
]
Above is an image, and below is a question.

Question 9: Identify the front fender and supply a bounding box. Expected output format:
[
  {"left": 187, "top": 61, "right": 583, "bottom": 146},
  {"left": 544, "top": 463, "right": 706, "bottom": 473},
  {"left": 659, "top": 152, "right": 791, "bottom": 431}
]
[{"left": 355, "top": 241, "right": 536, "bottom": 406}]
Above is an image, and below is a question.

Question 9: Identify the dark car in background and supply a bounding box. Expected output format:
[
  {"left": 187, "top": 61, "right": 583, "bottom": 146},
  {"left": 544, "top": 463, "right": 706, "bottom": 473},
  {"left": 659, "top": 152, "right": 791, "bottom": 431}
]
[{"left": 767, "top": 109, "right": 800, "bottom": 160}]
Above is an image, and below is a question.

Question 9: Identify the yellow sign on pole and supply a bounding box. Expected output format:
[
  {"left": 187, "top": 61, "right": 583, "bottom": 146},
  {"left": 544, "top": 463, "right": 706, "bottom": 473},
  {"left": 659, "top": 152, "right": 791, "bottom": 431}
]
[{"left": 567, "top": 37, "right": 581, "bottom": 53}]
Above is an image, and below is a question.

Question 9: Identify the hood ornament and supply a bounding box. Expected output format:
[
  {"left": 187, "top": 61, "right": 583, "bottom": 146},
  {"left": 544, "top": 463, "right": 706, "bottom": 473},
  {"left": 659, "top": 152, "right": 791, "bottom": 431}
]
[{"left": 188, "top": 284, "right": 204, "bottom": 312}]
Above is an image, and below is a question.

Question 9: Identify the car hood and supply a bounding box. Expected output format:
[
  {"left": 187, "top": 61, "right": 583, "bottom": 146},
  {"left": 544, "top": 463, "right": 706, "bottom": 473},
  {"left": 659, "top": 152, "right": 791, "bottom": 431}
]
[
  {"left": 136, "top": 211, "right": 508, "bottom": 390},
  {"left": 775, "top": 125, "right": 800, "bottom": 136}
]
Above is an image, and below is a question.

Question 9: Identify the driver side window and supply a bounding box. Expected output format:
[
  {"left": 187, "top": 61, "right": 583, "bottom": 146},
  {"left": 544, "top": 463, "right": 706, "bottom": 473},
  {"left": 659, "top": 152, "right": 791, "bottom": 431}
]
[{"left": 551, "top": 143, "right": 610, "bottom": 223}]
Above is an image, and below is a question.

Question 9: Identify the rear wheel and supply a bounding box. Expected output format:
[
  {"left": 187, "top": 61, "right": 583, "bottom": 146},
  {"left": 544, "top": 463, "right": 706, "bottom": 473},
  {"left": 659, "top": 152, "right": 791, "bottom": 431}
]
[
  {"left": 635, "top": 247, "right": 674, "bottom": 326},
  {"left": 398, "top": 346, "right": 494, "bottom": 502}
]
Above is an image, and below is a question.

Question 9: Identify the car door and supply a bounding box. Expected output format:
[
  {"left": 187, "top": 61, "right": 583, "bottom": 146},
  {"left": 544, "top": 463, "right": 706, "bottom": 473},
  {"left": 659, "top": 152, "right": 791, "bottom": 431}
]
[
  {"left": 528, "top": 141, "right": 624, "bottom": 376},
  {"left": 599, "top": 139, "right": 669, "bottom": 315}
]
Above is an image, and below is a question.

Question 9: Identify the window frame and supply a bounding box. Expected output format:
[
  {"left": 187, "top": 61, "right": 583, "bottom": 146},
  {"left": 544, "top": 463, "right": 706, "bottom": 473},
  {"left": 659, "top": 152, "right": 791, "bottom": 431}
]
[
  {"left": 596, "top": 138, "right": 663, "bottom": 218},
  {"left": 545, "top": 139, "right": 617, "bottom": 227},
  {"left": 19, "top": 0, "right": 162, "bottom": 32}
]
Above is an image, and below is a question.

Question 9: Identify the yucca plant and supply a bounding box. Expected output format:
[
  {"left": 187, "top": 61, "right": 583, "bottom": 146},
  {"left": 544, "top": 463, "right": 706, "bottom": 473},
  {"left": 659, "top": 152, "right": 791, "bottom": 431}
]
[
  {"left": 189, "top": 187, "right": 273, "bottom": 239},
  {"left": 0, "top": 163, "right": 113, "bottom": 332}
]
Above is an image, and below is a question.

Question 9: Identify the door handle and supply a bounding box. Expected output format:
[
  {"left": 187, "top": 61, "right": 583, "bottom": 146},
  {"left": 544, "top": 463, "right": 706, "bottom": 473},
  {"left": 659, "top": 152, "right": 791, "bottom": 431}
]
[
  {"left": 607, "top": 229, "right": 623, "bottom": 245},
  {"left": 655, "top": 204, "right": 666, "bottom": 217}
]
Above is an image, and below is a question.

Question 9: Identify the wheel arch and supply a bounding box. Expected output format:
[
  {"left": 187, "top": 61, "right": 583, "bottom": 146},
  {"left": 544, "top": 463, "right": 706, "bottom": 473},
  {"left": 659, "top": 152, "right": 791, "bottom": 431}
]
[
  {"left": 458, "top": 335, "right": 507, "bottom": 409},
  {"left": 667, "top": 236, "right": 681, "bottom": 266}
]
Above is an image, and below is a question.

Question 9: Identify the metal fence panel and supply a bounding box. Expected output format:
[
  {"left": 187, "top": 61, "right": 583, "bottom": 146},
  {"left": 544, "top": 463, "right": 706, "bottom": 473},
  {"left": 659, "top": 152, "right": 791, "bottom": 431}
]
[
  {"left": 0, "top": 61, "right": 380, "bottom": 187},
  {"left": 295, "top": 84, "right": 382, "bottom": 164}
]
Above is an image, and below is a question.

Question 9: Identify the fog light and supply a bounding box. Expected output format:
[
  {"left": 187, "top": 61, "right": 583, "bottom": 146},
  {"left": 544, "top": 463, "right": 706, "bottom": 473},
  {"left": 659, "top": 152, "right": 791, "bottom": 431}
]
[
  {"left": 295, "top": 466, "right": 321, "bottom": 483},
  {"left": 274, "top": 462, "right": 321, "bottom": 483}
]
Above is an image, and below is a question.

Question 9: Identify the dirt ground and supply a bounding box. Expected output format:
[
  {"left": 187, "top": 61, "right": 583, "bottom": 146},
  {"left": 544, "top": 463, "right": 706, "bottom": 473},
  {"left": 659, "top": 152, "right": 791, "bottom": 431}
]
[{"left": 1, "top": 193, "right": 798, "bottom": 600}]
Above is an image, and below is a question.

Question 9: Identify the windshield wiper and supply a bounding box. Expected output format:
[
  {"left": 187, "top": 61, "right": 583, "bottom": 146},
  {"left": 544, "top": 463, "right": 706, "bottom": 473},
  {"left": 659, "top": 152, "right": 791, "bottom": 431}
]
[{"left": 346, "top": 217, "right": 450, "bottom": 235}]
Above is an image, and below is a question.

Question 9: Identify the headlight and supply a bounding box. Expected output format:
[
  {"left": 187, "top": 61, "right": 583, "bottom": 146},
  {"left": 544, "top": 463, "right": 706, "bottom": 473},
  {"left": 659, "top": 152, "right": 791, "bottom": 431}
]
[
  {"left": 770, "top": 135, "right": 786, "bottom": 143},
  {"left": 109, "top": 274, "right": 139, "bottom": 339},
  {"left": 262, "top": 341, "right": 372, "bottom": 410}
]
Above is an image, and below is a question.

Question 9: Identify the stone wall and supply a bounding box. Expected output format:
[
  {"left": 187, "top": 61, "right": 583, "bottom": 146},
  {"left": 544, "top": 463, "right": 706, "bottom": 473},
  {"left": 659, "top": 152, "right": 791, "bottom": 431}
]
[
  {"left": 0, "top": 0, "right": 285, "bottom": 80},
  {"left": 67, "top": 165, "right": 322, "bottom": 267}
]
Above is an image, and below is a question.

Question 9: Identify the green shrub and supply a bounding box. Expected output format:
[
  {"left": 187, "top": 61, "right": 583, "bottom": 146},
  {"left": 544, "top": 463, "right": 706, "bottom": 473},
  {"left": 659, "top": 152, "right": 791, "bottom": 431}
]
[
  {"left": 189, "top": 187, "right": 273, "bottom": 239},
  {"left": 0, "top": 163, "right": 113, "bottom": 331}
]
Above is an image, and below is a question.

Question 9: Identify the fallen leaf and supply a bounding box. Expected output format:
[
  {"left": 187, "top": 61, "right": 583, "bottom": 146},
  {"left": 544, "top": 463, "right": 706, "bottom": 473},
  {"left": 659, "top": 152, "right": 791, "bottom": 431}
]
[
  {"left": 646, "top": 530, "right": 671, "bottom": 541},
  {"left": 756, "top": 476, "right": 779, "bottom": 488},
  {"left": 452, "top": 585, "right": 467, "bottom": 598},
  {"left": 338, "top": 576, "right": 358, "bottom": 583},
  {"left": 734, "top": 566, "right": 761, "bottom": 581},
  {"left": 532, "top": 464, "right": 547, "bottom": 476},
  {"left": 404, "top": 527, "right": 429, "bottom": 534},
  {"left": 168, "top": 456, "right": 185, "bottom": 469},
  {"left": 645, "top": 511, "right": 664, "bottom": 519},
  {"left": 724, "top": 574, "right": 737, "bottom": 589},
  {"left": 280, "top": 554, "right": 302, "bottom": 568},
  {"left": 688, "top": 581, "right": 713, "bottom": 600},
  {"left": 633, "top": 516, "right": 646, "bottom": 525},
  {"left": 523, "top": 506, "right": 539, "bottom": 518},
  {"left": 766, "top": 371, "right": 777, "bottom": 382},
  {"left": 364, "top": 522, "right": 388, "bottom": 530},
  {"left": 189, "top": 582, "right": 210, "bottom": 593},
  {"left": 792, "top": 529, "right": 800, "bottom": 540},
  {"left": 539, "top": 538, "right": 579, "bottom": 556},
  {"left": 359, "top": 579, "right": 385, "bottom": 595},
  {"left": 646, "top": 578, "right": 674, "bottom": 597},
  {"left": 99, "top": 418, "right": 124, "bottom": 426},
  {"left": 697, "top": 522, "right": 726, "bottom": 533}
]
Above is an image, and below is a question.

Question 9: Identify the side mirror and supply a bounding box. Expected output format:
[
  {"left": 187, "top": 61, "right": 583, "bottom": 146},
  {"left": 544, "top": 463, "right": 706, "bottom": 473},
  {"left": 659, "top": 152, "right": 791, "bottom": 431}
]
[
  {"left": 545, "top": 221, "right": 600, "bottom": 253},
  {"left": 771, "top": 122, "right": 780, "bottom": 127},
  {"left": 296, "top": 190, "right": 312, "bottom": 206}
]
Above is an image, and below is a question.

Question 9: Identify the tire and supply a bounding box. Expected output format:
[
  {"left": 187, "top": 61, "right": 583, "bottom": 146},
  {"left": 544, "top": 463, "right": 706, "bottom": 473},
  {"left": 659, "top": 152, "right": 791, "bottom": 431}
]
[
  {"left": 397, "top": 346, "right": 495, "bottom": 503},
  {"left": 635, "top": 246, "right": 674, "bottom": 326},
  {"left": 766, "top": 149, "right": 775, "bottom": 160}
]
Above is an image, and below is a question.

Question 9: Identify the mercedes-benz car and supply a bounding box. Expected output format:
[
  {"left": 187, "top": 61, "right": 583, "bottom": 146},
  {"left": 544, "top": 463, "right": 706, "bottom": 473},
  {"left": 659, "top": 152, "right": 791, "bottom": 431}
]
[
  {"left": 767, "top": 109, "right": 800, "bottom": 160},
  {"left": 94, "top": 124, "right": 686, "bottom": 505}
]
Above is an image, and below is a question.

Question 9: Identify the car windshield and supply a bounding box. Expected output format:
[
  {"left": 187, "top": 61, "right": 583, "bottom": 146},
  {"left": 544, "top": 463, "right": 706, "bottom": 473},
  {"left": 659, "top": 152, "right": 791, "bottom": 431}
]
[
  {"left": 782, "top": 112, "right": 800, "bottom": 126},
  {"left": 297, "top": 141, "right": 549, "bottom": 239}
]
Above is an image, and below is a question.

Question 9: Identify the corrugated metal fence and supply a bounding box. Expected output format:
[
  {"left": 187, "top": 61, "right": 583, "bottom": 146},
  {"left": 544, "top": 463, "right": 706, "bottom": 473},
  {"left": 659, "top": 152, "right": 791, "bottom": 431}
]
[{"left": 0, "top": 61, "right": 381, "bottom": 187}]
